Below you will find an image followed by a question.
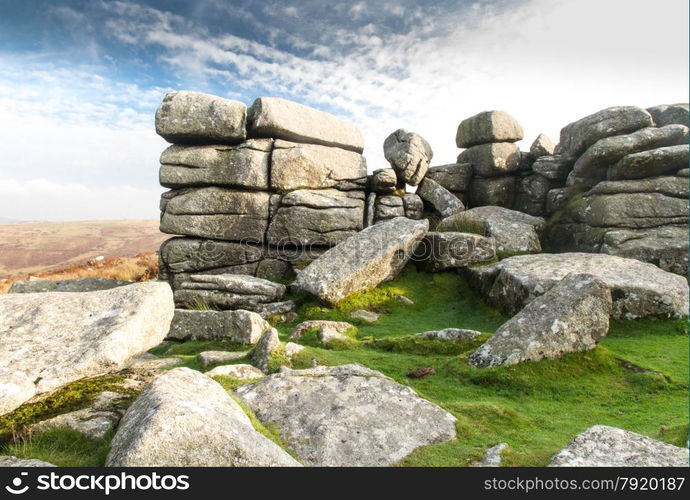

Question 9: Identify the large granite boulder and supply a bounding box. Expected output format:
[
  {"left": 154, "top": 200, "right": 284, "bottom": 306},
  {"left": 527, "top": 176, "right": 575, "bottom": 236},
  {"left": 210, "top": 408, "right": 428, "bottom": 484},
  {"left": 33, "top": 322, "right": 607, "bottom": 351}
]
[
  {"left": 160, "top": 188, "right": 270, "bottom": 242},
  {"left": 383, "top": 129, "right": 433, "bottom": 186},
  {"left": 167, "top": 309, "right": 270, "bottom": 343},
  {"left": 235, "top": 364, "right": 457, "bottom": 466},
  {"left": 467, "top": 175, "right": 516, "bottom": 208},
  {"left": 455, "top": 110, "right": 524, "bottom": 148},
  {"left": 413, "top": 232, "right": 496, "bottom": 271},
  {"left": 293, "top": 217, "right": 428, "bottom": 305},
  {"left": 8, "top": 278, "right": 129, "bottom": 294},
  {"left": 549, "top": 425, "right": 689, "bottom": 467},
  {"left": 416, "top": 178, "right": 465, "bottom": 218},
  {"left": 469, "top": 274, "right": 611, "bottom": 367},
  {"left": 425, "top": 163, "right": 473, "bottom": 192},
  {"left": 465, "top": 252, "right": 689, "bottom": 319},
  {"left": 607, "top": 144, "right": 689, "bottom": 181},
  {"left": 558, "top": 106, "right": 653, "bottom": 163},
  {"left": 106, "top": 368, "right": 299, "bottom": 466},
  {"left": 159, "top": 237, "right": 264, "bottom": 276},
  {"left": 174, "top": 274, "right": 285, "bottom": 311},
  {"left": 155, "top": 91, "right": 246, "bottom": 144},
  {"left": 457, "top": 143, "right": 521, "bottom": 177},
  {"left": 437, "top": 206, "right": 545, "bottom": 254},
  {"left": 270, "top": 140, "right": 367, "bottom": 192},
  {"left": 248, "top": 97, "right": 363, "bottom": 153},
  {"left": 159, "top": 140, "right": 272, "bottom": 190},
  {"left": 267, "top": 189, "right": 365, "bottom": 246},
  {"left": 647, "top": 103, "right": 689, "bottom": 127},
  {"left": 0, "top": 282, "right": 174, "bottom": 415}
]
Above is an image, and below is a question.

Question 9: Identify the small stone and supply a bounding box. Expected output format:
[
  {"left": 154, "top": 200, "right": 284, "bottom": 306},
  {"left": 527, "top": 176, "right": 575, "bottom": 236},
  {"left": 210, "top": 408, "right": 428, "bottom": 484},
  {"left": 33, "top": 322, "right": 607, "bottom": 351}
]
[
  {"left": 198, "top": 351, "right": 247, "bottom": 368},
  {"left": 284, "top": 342, "right": 306, "bottom": 358},
  {"left": 205, "top": 364, "right": 265, "bottom": 380},
  {"left": 480, "top": 443, "right": 509, "bottom": 467},
  {"left": 290, "top": 320, "right": 354, "bottom": 339},
  {"left": 418, "top": 328, "right": 481, "bottom": 340},
  {"left": 350, "top": 309, "right": 380, "bottom": 322},
  {"left": 406, "top": 366, "right": 436, "bottom": 379},
  {"left": 395, "top": 295, "right": 414, "bottom": 305},
  {"left": 249, "top": 328, "right": 280, "bottom": 373}
]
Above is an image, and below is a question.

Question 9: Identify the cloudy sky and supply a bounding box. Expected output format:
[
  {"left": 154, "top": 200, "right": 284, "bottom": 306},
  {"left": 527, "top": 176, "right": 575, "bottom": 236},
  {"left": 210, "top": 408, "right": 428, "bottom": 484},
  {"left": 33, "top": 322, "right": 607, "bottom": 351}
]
[{"left": 0, "top": 0, "right": 687, "bottom": 221}]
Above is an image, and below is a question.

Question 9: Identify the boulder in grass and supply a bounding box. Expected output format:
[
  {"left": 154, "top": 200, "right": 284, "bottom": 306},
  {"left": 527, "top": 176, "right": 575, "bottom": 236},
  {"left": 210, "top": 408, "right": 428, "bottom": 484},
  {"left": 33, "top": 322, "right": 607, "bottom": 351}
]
[
  {"left": 248, "top": 97, "right": 364, "bottom": 153},
  {"left": 383, "top": 129, "right": 433, "bottom": 186},
  {"left": 205, "top": 364, "right": 265, "bottom": 380},
  {"left": 469, "top": 274, "right": 612, "bottom": 367},
  {"left": 249, "top": 328, "right": 281, "bottom": 373},
  {"left": 198, "top": 351, "right": 247, "bottom": 368},
  {"left": 456, "top": 110, "right": 524, "bottom": 148},
  {"left": 290, "top": 320, "right": 354, "bottom": 340},
  {"left": 549, "top": 425, "right": 689, "bottom": 467},
  {"left": 155, "top": 91, "right": 247, "bottom": 145},
  {"left": 293, "top": 217, "right": 428, "bottom": 305}
]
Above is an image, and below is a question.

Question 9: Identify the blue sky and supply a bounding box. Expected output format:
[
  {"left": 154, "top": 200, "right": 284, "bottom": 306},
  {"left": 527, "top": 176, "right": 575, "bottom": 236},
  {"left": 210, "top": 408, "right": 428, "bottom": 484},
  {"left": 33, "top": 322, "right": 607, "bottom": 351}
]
[{"left": 0, "top": 0, "right": 688, "bottom": 221}]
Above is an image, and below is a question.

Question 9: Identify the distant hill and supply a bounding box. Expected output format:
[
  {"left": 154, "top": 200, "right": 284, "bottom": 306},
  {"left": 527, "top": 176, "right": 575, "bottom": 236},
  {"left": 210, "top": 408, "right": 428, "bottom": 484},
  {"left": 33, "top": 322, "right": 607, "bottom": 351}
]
[
  {"left": 0, "top": 217, "right": 25, "bottom": 225},
  {"left": 0, "top": 219, "right": 170, "bottom": 278}
]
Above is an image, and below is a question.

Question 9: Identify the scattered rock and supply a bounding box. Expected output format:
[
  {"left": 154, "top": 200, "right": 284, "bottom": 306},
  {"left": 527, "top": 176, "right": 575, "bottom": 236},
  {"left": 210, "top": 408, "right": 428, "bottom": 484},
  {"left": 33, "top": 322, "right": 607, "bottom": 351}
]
[
  {"left": 9, "top": 278, "right": 130, "bottom": 294},
  {"left": 465, "top": 252, "right": 689, "bottom": 319},
  {"left": 395, "top": 295, "right": 415, "bottom": 305},
  {"left": 318, "top": 326, "right": 352, "bottom": 346},
  {"left": 456, "top": 110, "right": 524, "bottom": 148},
  {"left": 414, "top": 232, "right": 495, "bottom": 271},
  {"left": 416, "top": 178, "right": 465, "bottom": 218},
  {"left": 383, "top": 129, "right": 433, "bottom": 186},
  {"left": 198, "top": 351, "right": 247, "bottom": 368},
  {"left": 249, "top": 328, "right": 280, "bottom": 373},
  {"left": 470, "top": 274, "right": 612, "bottom": 367},
  {"left": 167, "top": 309, "right": 270, "bottom": 343},
  {"left": 235, "top": 364, "right": 457, "bottom": 466},
  {"left": 248, "top": 96, "right": 364, "bottom": 153},
  {"left": 0, "top": 282, "right": 174, "bottom": 416},
  {"left": 529, "top": 134, "right": 556, "bottom": 157},
  {"left": 418, "top": 328, "right": 482, "bottom": 340},
  {"left": 155, "top": 91, "right": 247, "bottom": 145},
  {"left": 253, "top": 301, "right": 296, "bottom": 321},
  {"left": 106, "top": 368, "right": 300, "bottom": 466},
  {"left": 205, "top": 364, "right": 265, "bottom": 380},
  {"left": 290, "top": 320, "right": 354, "bottom": 340},
  {"left": 293, "top": 217, "right": 428, "bottom": 305},
  {"left": 480, "top": 443, "right": 509, "bottom": 467},
  {"left": 548, "top": 425, "right": 689, "bottom": 467},
  {"left": 350, "top": 309, "right": 380, "bottom": 323},
  {"left": 406, "top": 366, "right": 436, "bottom": 379}
]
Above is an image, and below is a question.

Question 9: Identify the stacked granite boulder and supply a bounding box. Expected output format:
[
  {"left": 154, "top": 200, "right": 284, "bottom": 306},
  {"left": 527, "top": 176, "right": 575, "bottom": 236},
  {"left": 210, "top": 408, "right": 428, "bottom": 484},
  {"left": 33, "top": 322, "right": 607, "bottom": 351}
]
[
  {"left": 156, "top": 91, "right": 367, "bottom": 318},
  {"left": 546, "top": 104, "right": 689, "bottom": 275}
]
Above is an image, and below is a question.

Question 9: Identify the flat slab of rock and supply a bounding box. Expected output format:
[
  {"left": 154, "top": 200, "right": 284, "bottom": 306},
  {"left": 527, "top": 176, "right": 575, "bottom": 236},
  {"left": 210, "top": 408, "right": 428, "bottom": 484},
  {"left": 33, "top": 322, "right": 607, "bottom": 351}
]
[
  {"left": 174, "top": 274, "right": 285, "bottom": 311},
  {"left": 437, "top": 206, "right": 545, "bottom": 254},
  {"left": 159, "top": 140, "right": 271, "bottom": 190},
  {"left": 0, "top": 281, "right": 174, "bottom": 416},
  {"left": 466, "top": 252, "right": 689, "bottom": 319},
  {"left": 417, "top": 328, "right": 481, "bottom": 340},
  {"left": 457, "top": 142, "right": 521, "bottom": 177},
  {"left": 155, "top": 91, "right": 247, "bottom": 145},
  {"left": 607, "top": 144, "right": 689, "bottom": 181},
  {"left": 383, "top": 129, "right": 433, "bottom": 186},
  {"left": 549, "top": 425, "right": 689, "bottom": 467},
  {"left": 293, "top": 217, "right": 428, "bottom": 305},
  {"left": 470, "top": 274, "right": 612, "bottom": 367},
  {"left": 270, "top": 140, "right": 366, "bottom": 191},
  {"left": 106, "top": 368, "right": 299, "bottom": 466},
  {"left": 248, "top": 97, "right": 364, "bottom": 153},
  {"left": 0, "top": 456, "right": 56, "bottom": 467},
  {"left": 167, "top": 309, "right": 270, "bottom": 343},
  {"left": 416, "top": 178, "right": 465, "bottom": 218},
  {"left": 456, "top": 110, "right": 524, "bottom": 148},
  {"left": 425, "top": 163, "right": 473, "bottom": 192},
  {"left": 235, "top": 364, "right": 457, "bottom": 466},
  {"left": 159, "top": 237, "right": 264, "bottom": 276},
  {"left": 414, "top": 232, "right": 495, "bottom": 271},
  {"left": 8, "top": 278, "right": 130, "bottom": 294},
  {"left": 350, "top": 309, "right": 380, "bottom": 322},
  {"left": 205, "top": 364, "right": 265, "bottom": 380},
  {"left": 198, "top": 351, "right": 247, "bottom": 368}
]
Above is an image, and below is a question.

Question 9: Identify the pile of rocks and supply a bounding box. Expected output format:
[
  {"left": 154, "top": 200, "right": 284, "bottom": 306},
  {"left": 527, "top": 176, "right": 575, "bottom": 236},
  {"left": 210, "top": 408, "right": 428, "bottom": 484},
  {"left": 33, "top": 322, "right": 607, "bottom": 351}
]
[
  {"left": 547, "top": 103, "right": 689, "bottom": 274},
  {"left": 156, "top": 92, "right": 370, "bottom": 321}
]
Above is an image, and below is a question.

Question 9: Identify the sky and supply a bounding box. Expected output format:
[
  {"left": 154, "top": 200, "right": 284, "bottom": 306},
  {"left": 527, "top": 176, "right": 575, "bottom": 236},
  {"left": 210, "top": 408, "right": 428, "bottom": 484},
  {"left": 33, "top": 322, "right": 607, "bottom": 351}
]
[{"left": 0, "top": 0, "right": 687, "bottom": 221}]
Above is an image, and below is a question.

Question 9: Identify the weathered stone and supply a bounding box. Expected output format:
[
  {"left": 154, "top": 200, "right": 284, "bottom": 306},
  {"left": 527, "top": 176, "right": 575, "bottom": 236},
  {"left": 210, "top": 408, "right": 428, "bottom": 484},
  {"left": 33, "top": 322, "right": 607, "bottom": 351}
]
[
  {"left": 249, "top": 328, "right": 280, "bottom": 373},
  {"left": 607, "top": 144, "right": 689, "bottom": 180},
  {"left": 125, "top": 353, "right": 182, "bottom": 371},
  {"left": 383, "top": 129, "right": 433, "bottom": 186},
  {"left": 106, "top": 368, "right": 299, "bottom": 466},
  {"left": 167, "top": 309, "right": 270, "bottom": 343},
  {"left": 568, "top": 125, "right": 688, "bottom": 187},
  {"left": 479, "top": 443, "right": 509, "bottom": 467},
  {"left": 374, "top": 195, "right": 405, "bottom": 222},
  {"left": 159, "top": 237, "right": 264, "bottom": 276},
  {"left": 425, "top": 163, "right": 473, "bottom": 192},
  {"left": 248, "top": 96, "right": 363, "bottom": 153},
  {"left": 513, "top": 174, "right": 553, "bottom": 216},
  {"left": 369, "top": 168, "right": 398, "bottom": 194},
  {"left": 160, "top": 188, "right": 270, "bottom": 242},
  {"left": 253, "top": 301, "right": 296, "bottom": 320},
  {"left": 417, "top": 178, "right": 465, "bottom": 218},
  {"left": 545, "top": 188, "right": 568, "bottom": 214},
  {"left": 676, "top": 168, "right": 688, "bottom": 177},
  {"left": 413, "top": 232, "right": 495, "bottom": 271},
  {"left": 33, "top": 391, "right": 128, "bottom": 440},
  {"left": 529, "top": 134, "right": 556, "bottom": 157},
  {"left": 0, "top": 282, "right": 173, "bottom": 415},
  {"left": 365, "top": 192, "right": 376, "bottom": 227},
  {"left": 9, "top": 278, "right": 129, "bottom": 294},
  {"left": 518, "top": 151, "right": 536, "bottom": 171},
  {"left": 293, "top": 217, "right": 428, "bottom": 305},
  {"left": 457, "top": 143, "right": 521, "bottom": 178},
  {"left": 437, "top": 206, "right": 545, "bottom": 254},
  {"left": 155, "top": 91, "right": 246, "bottom": 145},
  {"left": 270, "top": 140, "right": 367, "bottom": 192},
  {"left": 470, "top": 274, "right": 612, "bottom": 367},
  {"left": 417, "top": 328, "right": 482, "bottom": 340},
  {"left": 198, "top": 351, "right": 247, "bottom": 368},
  {"left": 585, "top": 176, "right": 688, "bottom": 198},
  {"left": 456, "top": 110, "right": 524, "bottom": 148},
  {"left": 647, "top": 103, "right": 689, "bottom": 127},
  {"left": 559, "top": 106, "right": 653, "bottom": 162},
  {"left": 205, "top": 364, "right": 265, "bottom": 380},
  {"left": 0, "top": 456, "right": 56, "bottom": 467},
  {"left": 465, "top": 252, "right": 688, "bottom": 319},
  {"left": 159, "top": 140, "right": 271, "bottom": 190},
  {"left": 549, "top": 425, "right": 689, "bottom": 467},
  {"left": 235, "top": 364, "right": 457, "bottom": 466},
  {"left": 403, "top": 193, "right": 424, "bottom": 220},
  {"left": 255, "top": 259, "right": 293, "bottom": 281},
  {"left": 284, "top": 342, "right": 305, "bottom": 358},
  {"left": 174, "top": 274, "right": 285, "bottom": 311},
  {"left": 350, "top": 309, "right": 380, "bottom": 322},
  {"left": 267, "top": 189, "right": 364, "bottom": 247},
  {"left": 468, "top": 176, "right": 516, "bottom": 208},
  {"left": 290, "top": 320, "right": 354, "bottom": 339},
  {"left": 531, "top": 155, "right": 571, "bottom": 181},
  {"left": 318, "top": 326, "right": 352, "bottom": 346}
]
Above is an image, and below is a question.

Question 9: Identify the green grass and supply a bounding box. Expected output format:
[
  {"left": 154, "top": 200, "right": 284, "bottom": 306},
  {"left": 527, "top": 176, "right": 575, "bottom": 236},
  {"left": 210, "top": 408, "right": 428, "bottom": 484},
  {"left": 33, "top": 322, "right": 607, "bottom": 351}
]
[{"left": 2, "top": 429, "right": 113, "bottom": 467}]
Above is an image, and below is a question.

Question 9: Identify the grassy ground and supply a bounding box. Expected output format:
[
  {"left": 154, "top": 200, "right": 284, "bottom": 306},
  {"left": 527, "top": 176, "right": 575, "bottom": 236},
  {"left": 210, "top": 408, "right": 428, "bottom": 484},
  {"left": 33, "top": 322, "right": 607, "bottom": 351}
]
[{"left": 3, "top": 265, "right": 687, "bottom": 466}]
